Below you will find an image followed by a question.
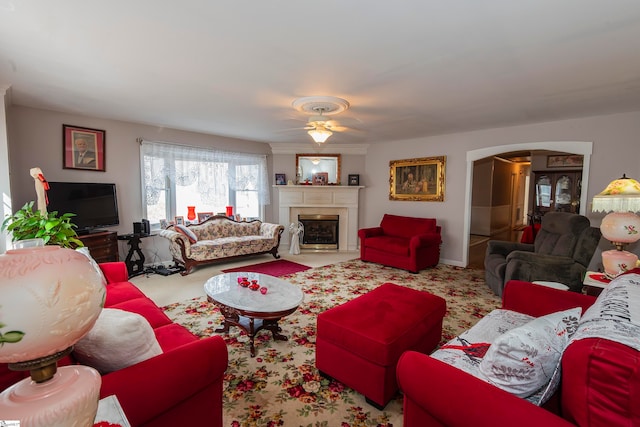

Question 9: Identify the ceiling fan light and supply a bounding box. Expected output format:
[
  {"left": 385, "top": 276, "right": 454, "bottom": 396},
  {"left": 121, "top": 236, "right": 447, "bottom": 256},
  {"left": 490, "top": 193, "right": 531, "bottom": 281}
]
[{"left": 308, "top": 128, "right": 332, "bottom": 144}]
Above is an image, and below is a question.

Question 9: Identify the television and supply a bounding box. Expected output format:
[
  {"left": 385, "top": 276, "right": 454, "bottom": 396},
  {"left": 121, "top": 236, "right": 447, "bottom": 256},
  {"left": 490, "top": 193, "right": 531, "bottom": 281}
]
[{"left": 47, "top": 182, "right": 120, "bottom": 234}]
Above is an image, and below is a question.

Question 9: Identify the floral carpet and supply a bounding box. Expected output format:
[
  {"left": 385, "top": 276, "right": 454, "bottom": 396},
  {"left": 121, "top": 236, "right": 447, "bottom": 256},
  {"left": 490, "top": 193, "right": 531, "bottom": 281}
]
[{"left": 162, "top": 260, "right": 500, "bottom": 426}]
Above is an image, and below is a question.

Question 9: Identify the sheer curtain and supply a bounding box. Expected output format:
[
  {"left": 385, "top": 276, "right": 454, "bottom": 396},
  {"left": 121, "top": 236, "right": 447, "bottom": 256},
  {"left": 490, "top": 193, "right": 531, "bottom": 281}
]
[{"left": 140, "top": 141, "right": 270, "bottom": 220}]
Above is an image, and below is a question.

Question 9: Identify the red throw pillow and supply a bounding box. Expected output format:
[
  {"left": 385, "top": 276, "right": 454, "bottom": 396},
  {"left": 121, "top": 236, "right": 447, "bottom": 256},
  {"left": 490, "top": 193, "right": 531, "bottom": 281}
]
[{"left": 175, "top": 224, "right": 197, "bottom": 243}]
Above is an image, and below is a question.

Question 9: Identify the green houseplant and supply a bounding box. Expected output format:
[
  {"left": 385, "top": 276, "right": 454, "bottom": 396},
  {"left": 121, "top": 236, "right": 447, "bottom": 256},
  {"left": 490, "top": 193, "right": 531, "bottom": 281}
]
[{"left": 1, "top": 201, "right": 84, "bottom": 248}]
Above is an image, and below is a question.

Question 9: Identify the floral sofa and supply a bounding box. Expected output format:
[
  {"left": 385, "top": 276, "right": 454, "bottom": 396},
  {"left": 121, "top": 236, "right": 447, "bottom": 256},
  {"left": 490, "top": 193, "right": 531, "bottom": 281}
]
[{"left": 159, "top": 215, "right": 284, "bottom": 275}]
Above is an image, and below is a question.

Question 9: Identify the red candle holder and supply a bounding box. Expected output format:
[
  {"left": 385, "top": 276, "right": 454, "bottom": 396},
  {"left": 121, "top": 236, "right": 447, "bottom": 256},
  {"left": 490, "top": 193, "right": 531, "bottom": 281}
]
[{"left": 187, "top": 206, "right": 196, "bottom": 221}]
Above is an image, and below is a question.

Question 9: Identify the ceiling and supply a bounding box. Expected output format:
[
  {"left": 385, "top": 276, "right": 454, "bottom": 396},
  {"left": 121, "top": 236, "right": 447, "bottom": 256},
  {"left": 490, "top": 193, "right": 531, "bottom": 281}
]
[{"left": 1, "top": 1, "right": 640, "bottom": 145}]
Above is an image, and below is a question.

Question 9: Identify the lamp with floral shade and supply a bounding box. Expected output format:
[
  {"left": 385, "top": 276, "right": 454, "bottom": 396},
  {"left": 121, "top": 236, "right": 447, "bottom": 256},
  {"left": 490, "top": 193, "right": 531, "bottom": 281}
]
[{"left": 591, "top": 174, "right": 640, "bottom": 278}]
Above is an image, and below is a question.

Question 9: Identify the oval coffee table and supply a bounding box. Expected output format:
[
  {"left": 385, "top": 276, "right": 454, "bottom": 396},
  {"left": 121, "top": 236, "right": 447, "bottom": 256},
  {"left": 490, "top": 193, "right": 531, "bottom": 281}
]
[{"left": 204, "top": 272, "right": 304, "bottom": 357}]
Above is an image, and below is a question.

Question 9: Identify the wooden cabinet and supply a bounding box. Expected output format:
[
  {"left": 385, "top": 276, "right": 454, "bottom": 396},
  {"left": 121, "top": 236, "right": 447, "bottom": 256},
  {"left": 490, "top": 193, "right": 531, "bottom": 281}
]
[
  {"left": 78, "top": 231, "right": 119, "bottom": 263},
  {"left": 532, "top": 171, "right": 582, "bottom": 215}
]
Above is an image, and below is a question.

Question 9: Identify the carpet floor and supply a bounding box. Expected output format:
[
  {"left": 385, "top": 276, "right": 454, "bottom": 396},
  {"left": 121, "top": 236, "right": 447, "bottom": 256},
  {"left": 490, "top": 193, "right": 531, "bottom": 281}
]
[
  {"left": 162, "top": 260, "right": 501, "bottom": 426},
  {"left": 222, "top": 259, "right": 312, "bottom": 277}
]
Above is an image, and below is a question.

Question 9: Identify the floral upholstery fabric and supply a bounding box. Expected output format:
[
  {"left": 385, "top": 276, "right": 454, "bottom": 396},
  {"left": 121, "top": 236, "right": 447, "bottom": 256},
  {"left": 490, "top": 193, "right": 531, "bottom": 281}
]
[{"left": 159, "top": 218, "right": 283, "bottom": 263}]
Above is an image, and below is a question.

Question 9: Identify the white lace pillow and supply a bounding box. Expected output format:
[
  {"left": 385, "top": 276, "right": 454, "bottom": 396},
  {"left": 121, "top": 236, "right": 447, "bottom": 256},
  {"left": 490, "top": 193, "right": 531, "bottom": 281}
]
[
  {"left": 74, "top": 308, "right": 163, "bottom": 374},
  {"left": 477, "top": 307, "right": 581, "bottom": 398}
]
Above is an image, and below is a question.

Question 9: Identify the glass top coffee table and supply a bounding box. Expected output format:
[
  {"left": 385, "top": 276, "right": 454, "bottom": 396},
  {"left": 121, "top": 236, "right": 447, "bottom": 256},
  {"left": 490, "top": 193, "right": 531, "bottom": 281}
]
[{"left": 204, "top": 272, "right": 304, "bottom": 357}]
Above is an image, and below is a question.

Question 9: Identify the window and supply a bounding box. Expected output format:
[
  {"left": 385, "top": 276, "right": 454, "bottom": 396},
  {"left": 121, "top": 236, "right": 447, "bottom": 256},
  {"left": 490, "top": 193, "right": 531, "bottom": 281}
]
[{"left": 141, "top": 141, "right": 270, "bottom": 225}]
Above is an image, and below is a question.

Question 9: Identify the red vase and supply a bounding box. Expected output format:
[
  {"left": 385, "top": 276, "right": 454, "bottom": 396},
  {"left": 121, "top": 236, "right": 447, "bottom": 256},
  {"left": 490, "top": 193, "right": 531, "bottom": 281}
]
[
  {"left": 187, "top": 206, "right": 196, "bottom": 221},
  {"left": 226, "top": 206, "right": 233, "bottom": 217}
]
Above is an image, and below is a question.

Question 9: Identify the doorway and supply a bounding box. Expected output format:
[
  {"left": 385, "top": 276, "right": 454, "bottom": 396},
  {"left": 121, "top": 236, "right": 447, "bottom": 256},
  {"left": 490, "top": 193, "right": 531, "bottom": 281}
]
[
  {"left": 464, "top": 141, "right": 593, "bottom": 268},
  {"left": 468, "top": 154, "right": 530, "bottom": 268}
]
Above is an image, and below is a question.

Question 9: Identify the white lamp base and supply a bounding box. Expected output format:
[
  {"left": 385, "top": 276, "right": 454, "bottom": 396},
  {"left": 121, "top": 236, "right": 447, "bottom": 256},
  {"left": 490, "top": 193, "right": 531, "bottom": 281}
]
[
  {"left": 602, "top": 249, "right": 639, "bottom": 279},
  {"left": 0, "top": 365, "right": 101, "bottom": 427}
]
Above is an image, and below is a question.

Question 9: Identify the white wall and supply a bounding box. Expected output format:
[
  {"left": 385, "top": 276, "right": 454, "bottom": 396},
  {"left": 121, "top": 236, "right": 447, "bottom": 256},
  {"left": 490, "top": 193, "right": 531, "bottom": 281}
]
[
  {"left": 363, "top": 110, "right": 640, "bottom": 266},
  {"left": 7, "top": 106, "right": 640, "bottom": 267},
  {"left": 6, "top": 105, "right": 271, "bottom": 262},
  {"left": 0, "top": 86, "right": 11, "bottom": 253}
]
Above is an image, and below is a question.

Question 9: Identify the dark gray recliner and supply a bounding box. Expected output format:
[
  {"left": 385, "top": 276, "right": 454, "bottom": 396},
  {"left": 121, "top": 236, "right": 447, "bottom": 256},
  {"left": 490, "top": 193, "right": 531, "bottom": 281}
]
[{"left": 484, "top": 212, "right": 601, "bottom": 295}]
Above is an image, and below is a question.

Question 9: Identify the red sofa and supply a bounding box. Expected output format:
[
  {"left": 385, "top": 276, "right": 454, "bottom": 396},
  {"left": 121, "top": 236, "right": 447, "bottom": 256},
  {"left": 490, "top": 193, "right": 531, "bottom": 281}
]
[
  {"left": 358, "top": 214, "right": 441, "bottom": 273},
  {"left": 0, "top": 262, "right": 228, "bottom": 427},
  {"left": 397, "top": 279, "right": 640, "bottom": 427}
]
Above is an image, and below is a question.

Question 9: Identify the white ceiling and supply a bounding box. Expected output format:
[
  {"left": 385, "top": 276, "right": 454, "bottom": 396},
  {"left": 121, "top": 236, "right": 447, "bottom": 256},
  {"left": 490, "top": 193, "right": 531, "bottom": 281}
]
[{"left": 1, "top": 1, "right": 640, "bottom": 145}]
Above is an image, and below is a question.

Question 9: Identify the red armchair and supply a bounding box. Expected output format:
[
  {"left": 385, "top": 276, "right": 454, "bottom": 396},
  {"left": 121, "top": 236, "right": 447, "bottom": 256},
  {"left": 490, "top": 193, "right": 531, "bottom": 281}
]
[
  {"left": 397, "top": 280, "right": 640, "bottom": 427},
  {"left": 358, "top": 214, "right": 441, "bottom": 273},
  {"left": 0, "top": 262, "right": 228, "bottom": 427}
]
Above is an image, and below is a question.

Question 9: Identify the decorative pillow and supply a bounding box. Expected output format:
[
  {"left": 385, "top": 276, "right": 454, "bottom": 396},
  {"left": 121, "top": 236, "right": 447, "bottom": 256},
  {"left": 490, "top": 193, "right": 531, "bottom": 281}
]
[
  {"left": 74, "top": 308, "right": 163, "bottom": 374},
  {"left": 175, "top": 224, "right": 198, "bottom": 243},
  {"left": 477, "top": 307, "right": 581, "bottom": 399}
]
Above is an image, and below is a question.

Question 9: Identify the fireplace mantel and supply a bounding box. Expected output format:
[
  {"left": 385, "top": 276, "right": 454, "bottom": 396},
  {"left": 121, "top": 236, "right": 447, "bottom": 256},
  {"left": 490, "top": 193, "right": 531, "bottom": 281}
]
[{"left": 275, "top": 185, "right": 363, "bottom": 251}]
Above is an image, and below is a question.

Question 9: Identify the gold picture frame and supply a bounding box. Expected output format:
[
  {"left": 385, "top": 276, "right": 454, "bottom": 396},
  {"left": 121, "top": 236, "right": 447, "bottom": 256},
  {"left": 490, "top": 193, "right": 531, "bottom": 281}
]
[{"left": 389, "top": 156, "right": 446, "bottom": 201}]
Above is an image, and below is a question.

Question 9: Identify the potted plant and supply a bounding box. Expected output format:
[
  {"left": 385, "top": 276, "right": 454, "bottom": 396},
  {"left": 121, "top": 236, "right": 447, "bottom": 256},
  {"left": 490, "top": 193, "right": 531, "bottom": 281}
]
[{"left": 1, "top": 201, "right": 84, "bottom": 248}]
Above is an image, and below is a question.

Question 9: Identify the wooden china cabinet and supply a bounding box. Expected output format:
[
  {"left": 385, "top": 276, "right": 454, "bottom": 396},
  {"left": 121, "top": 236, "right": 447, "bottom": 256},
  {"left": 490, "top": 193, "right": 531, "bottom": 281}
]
[{"left": 532, "top": 171, "right": 582, "bottom": 216}]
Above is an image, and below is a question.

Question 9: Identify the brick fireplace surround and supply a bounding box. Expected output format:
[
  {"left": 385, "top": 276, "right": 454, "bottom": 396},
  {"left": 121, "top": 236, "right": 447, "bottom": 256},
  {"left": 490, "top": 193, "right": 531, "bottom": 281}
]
[{"left": 275, "top": 185, "right": 362, "bottom": 251}]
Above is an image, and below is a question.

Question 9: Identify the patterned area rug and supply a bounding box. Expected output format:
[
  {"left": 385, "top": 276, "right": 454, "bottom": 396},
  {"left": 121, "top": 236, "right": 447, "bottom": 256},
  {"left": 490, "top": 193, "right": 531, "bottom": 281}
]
[
  {"left": 222, "top": 259, "right": 311, "bottom": 277},
  {"left": 162, "top": 260, "right": 500, "bottom": 426}
]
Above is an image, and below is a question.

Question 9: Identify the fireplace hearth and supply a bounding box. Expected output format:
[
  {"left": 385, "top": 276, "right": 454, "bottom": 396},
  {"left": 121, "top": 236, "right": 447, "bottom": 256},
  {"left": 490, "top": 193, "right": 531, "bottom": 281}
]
[{"left": 298, "top": 214, "right": 339, "bottom": 250}]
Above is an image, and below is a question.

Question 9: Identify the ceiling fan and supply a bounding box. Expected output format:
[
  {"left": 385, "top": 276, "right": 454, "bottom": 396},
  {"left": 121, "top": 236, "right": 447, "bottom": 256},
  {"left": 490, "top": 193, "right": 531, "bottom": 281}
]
[{"left": 292, "top": 96, "right": 352, "bottom": 145}]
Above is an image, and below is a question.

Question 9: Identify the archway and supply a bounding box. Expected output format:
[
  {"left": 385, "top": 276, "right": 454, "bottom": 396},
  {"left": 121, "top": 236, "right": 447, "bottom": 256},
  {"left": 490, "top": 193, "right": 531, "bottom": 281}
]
[{"left": 463, "top": 141, "right": 593, "bottom": 267}]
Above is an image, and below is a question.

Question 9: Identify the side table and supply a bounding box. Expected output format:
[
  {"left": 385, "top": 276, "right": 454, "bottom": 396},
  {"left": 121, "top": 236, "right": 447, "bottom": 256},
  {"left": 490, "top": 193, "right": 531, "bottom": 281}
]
[
  {"left": 582, "top": 271, "right": 610, "bottom": 297},
  {"left": 118, "top": 233, "right": 153, "bottom": 278}
]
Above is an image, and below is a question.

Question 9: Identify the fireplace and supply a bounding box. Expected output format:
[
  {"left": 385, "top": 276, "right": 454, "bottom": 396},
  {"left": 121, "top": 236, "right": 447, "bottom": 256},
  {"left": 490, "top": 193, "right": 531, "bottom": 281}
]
[
  {"left": 298, "top": 214, "right": 339, "bottom": 250},
  {"left": 276, "top": 186, "right": 362, "bottom": 252}
]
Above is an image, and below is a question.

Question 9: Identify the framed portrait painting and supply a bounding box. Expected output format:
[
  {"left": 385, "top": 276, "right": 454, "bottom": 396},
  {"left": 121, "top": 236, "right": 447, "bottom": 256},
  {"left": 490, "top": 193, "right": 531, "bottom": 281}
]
[
  {"left": 63, "top": 124, "right": 106, "bottom": 171},
  {"left": 389, "top": 156, "right": 446, "bottom": 201}
]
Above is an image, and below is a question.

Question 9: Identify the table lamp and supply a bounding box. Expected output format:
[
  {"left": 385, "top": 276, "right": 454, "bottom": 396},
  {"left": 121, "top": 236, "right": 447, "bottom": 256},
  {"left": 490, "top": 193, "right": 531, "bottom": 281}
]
[
  {"left": 0, "top": 239, "right": 106, "bottom": 426},
  {"left": 591, "top": 174, "right": 640, "bottom": 278}
]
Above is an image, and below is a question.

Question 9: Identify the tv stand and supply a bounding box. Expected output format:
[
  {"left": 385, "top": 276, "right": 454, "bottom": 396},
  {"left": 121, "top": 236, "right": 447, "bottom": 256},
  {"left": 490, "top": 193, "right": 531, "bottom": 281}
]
[
  {"left": 77, "top": 228, "right": 108, "bottom": 236},
  {"left": 78, "top": 231, "right": 118, "bottom": 263}
]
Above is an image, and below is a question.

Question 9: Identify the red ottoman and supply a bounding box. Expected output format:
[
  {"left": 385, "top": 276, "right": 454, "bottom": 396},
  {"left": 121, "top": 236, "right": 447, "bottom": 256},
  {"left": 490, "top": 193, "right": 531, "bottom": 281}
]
[{"left": 316, "top": 282, "right": 446, "bottom": 408}]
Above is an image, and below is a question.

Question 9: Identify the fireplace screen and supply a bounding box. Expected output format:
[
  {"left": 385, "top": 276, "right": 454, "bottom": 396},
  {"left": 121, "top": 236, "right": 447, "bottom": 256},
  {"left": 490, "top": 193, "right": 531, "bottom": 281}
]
[{"left": 298, "top": 214, "right": 339, "bottom": 250}]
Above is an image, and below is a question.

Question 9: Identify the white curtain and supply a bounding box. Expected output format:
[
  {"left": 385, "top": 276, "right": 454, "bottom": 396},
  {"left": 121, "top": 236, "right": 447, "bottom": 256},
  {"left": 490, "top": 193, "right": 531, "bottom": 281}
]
[{"left": 140, "top": 141, "right": 270, "bottom": 209}]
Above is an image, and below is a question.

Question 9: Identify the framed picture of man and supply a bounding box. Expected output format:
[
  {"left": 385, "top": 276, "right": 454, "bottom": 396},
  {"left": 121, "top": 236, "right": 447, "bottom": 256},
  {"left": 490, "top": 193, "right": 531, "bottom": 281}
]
[
  {"left": 389, "top": 156, "right": 446, "bottom": 201},
  {"left": 63, "top": 124, "right": 106, "bottom": 171}
]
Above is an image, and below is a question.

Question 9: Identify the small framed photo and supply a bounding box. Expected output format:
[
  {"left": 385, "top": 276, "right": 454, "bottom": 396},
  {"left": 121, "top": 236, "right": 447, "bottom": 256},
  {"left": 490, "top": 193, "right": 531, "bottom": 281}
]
[
  {"left": 348, "top": 174, "right": 360, "bottom": 186},
  {"left": 197, "top": 212, "right": 213, "bottom": 222},
  {"left": 159, "top": 219, "right": 168, "bottom": 229},
  {"left": 275, "top": 173, "right": 286, "bottom": 185},
  {"left": 63, "top": 124, "right": 106, "bottom": 171},
  {"left": 174, "top": 216, "right": 185, "bottom": 226},
  {"left": 312, "top": 172, "right": 329, "bottom": 185}
]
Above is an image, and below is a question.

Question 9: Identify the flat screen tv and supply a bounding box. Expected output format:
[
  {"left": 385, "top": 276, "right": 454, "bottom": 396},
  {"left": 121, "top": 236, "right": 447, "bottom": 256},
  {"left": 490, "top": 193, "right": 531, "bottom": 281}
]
[{"left": 47, "top": 182, "right": 119, "bottom": 234}]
